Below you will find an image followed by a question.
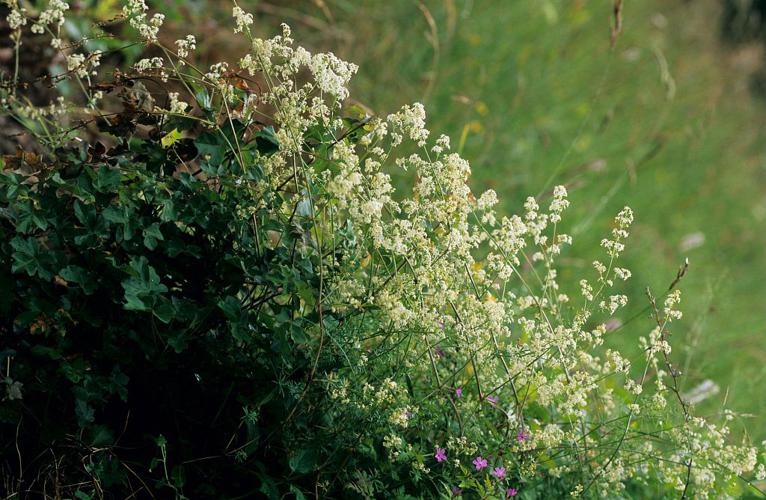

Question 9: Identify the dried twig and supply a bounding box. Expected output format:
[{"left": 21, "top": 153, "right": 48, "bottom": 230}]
[{"left": 610, "top": 0, "right": 623, "bottom": 48}]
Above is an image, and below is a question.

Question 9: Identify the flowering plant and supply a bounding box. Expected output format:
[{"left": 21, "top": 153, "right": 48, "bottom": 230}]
[{"left": 0, "top": 1, "right": 763, "bottom": 498}]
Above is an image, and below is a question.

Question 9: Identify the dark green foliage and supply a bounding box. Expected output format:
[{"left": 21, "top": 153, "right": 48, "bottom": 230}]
[{"left": 0, "top": 107, "right": 364, "bottom": 498}]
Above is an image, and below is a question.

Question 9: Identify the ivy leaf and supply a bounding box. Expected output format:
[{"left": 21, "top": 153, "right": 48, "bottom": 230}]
[
  {"left": 1, "top": 171, "right": 23, "bottom": 199},
  {"left": 94, "top": 165, "right": 121, "bottom": 192},
  {"left": 71, "top": 200, "right": 107, "bottom": 245},
  {"left": 102, "top": 206, "right": 127, "bottom": 224},
  {"left": 74, "top": 200, "right": 95, "bottom": 226},
  {"left": 59, "top": 265, "right": 98, "bottom": 295},
  {"left": 143, "top": 223, "right": 164, "bottom": 250},
  {"left": 288, "top": 447, "right": 317, "bottom": 474},
  {"left": 10, "top": 237, "right": 52, "bottom": 280},
  {"left": 166, "top": 331, "right": 188, "bottom": 352},
  {"left": 195, "top": 131, "right": 226, "bottom": 166},
  {"left": 90, "top": 425, "right": 115, "bottom": 447},
  {"left": 15, "top": 200, "right": 49, "bottom": 233},
  {"left": 122, "top": 256, "right": 168, "bottom": 312},
  {"left": 258, "top": 475, "right": 279, "bottom": 499},
  {"left": 153, "top": 301, "right": 175, "bottom": 324},
  {"left": 217, "top": 295, "right": 241, "bottom": 320},
  {"left": 75, "top": 399, "right": 95, "bottom": 425},
  {"left": 289, "top": 485, "right": 307, "bottom": 500},
  {"left": 160, "top": 199, "right": 177, "bottom": 222}
]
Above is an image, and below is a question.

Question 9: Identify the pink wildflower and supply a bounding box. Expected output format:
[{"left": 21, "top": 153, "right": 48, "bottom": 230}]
[
  {"left": 507, "top": 487, "right": 518, "bottom": 497},
  {"left": 492, "top": 467, "right": 507, "bottom": 479},
  {"left": 472, "top": 456, "right": 488, "bottom": 471},
  {"left": 435, "top": 447, "right": 447, "bottom": 462}
]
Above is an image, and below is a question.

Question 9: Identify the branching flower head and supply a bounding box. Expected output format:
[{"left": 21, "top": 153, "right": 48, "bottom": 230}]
[{"left": 232, "top": 4, "right": 253, "bottom": 33}]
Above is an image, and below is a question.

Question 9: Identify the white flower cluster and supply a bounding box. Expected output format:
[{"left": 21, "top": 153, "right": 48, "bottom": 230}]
[
  {"left": 388, "top": 103, "right": 429, "bottom": 147},
  {"left": 30, "top": 0, "right": 69, "bottom": 35},
  {"left": 548, "top": 185, "right": 570, "bottom": 223},
  {"left": 431, "top": 134, "right": 450, "bottom": 154},
  {"left": 236, "top": 23, "right": 357, "bottom": 155},
  {"left": 599, "top": 293, "right": 627, "bottom": 314},
  {"left": 167, "top": 92, "right": 188, "bottom": 114},
  {"left": 601, "top": 206, "right": 633, "bottom": 257},
  {"left": 664, "top": 289, "right": 683, "bottom": 321},
  {"left": 66, "top": 50, "right": 101, "bottom": 79},
  {"left": 66, "top": 53, "right": 85, "bottom": 76},
  {"left": 175, "top": 34, "right": 196, "bottom": 59},
  {"left": 6, "top": 5, "right": 27, "bottom": 30},
  {"left": 123, "top": 0, "right": 164, "bottom": 43},
  {"left": 308, "top": 52, "right": 357, "bottom": 101},
  {"left": 232, "top": 5, "right": 253, "bottom": 34},
  {"left": 134, "top": 57, "right": 163, "bottom": 73},
  {"left": 204, "top": 61, "right": 229, "bottom": 82},
  {"left": 6, "top": 95, "right": 67, "bottom": 120}
]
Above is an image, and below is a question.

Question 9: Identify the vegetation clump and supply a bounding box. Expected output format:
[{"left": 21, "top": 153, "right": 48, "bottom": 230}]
[{"left": 0, "top": 1, "right": 763, "bottom": 497}]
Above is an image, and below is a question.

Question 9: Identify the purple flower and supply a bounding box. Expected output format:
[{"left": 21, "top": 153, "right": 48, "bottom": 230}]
[
  {"left": 486, "top": 395, "right": 498, "bottom": 406},
  {"left": 435, "top": 346, "right": 446, "bottom": 358},
  {"left": 455, "top": 387, "right": 463, "bottom": 398},
  {"left": 435, "top": 447, "right": 447, "bottom": 462},
  {"left": 472, "top": 455, "right": 488, "bottom": 471},
  {"left": 492, "top": 467, "right": 507, "bottom": 479},
  {"left": 507, "top": 487, "right": 518, "bottom": 497},
  {"left": 451, "top": 486, "right": 462, "bottom": 497},
  {"left": 517, "top": 429, "right": 529, "bottom": 442}
]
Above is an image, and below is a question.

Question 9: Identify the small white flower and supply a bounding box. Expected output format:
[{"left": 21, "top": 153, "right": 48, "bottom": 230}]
[
  {"left": 233, "top": 5, "right": 254, "bottom": 33},
  {"left": 7, "top": 7, "right": 27, "bottom": 30},
  {"left": 175, "top": 34, "right": 196, "bottom": 59},
  {"left": 168, "top": 92, "right": 188, "bottom": 114}
]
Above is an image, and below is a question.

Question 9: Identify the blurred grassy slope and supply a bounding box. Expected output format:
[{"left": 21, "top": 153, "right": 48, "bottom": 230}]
[{"left": 195, "top": 0, "right": 766, "bottom": 438}]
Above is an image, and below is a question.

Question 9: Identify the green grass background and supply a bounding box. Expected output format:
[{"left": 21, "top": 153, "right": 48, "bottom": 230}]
[{"left": 169, "top": 0, "right": 766, "bottom": 440}]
